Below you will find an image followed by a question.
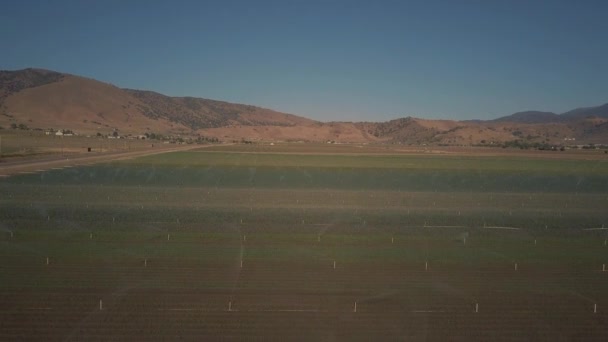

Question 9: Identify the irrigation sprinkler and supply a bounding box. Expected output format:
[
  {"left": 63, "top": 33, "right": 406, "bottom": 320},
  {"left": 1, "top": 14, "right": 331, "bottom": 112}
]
[
  {"left": 603, "top": 264, "right": 606, "bottom": 272},
  {"left": 90, "top": 233, "right": 93, "bottom": 239},
  {"left": 46, "top": 257, "right": 49, "bottom": 266},
  {"left": 354, "top": 301, "right": 357, "bottom": 313},
  {"left": 144, "top": 259, "right": 147, "bottom": 267},
  {"left": 534, "top": 239, "right": 537, "bottom": 246},
  {"left": 514, "top": 263, "right": 518, "bottom": 271},
  {"left": 177, "top": 218, "right": 180, "bottom": 224},
  {"left": 333, "top": 260, "right": 336, "bottom": 270},
  {"left": 240, "top": 218, "right": 243, "bottom": 224},
  {"left": 594, "top": 304, "right": 597, "bottom": 314},
  {"left": 425, "top": 261, "right": 428, "bottom": 271},
  {"left": 10, "top": 231, "right": 13, "bottom": 238},
  {"left": 167, "top": 234, "right": 170, "bottom": 241},
  {"left": 318, "top": 234, "right": 321, "bottom": 242},
  {"left": 228, "top": 301, "right": 232, "bottom": 312},
  {"left": 112, "top": 217, "right": 115, "bottom": 224},
  {"left": 243, "top": 235, "right": 247, "bottom": 242},
  {"left": 391, "top": 236, "right": 394, "bottom": 244},
  {"left": 240, "top": 259, "right": 243, "bottom": 268},
  {"left": 99, "top": 300, "right": 103, "bottom": 311},
  {"left": 475, "top": 303, "right": 479, "bottom": 313},
  {"left": 47, "top": 215, "right": 50, "bottom": 221}
]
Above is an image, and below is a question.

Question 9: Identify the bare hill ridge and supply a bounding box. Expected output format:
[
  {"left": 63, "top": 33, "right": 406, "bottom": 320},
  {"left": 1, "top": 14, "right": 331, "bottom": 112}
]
[
  {"left": 0, "top": 68, "right": 315, "bottom": 136},
  {"left": 1, "top": 68, "right": 607, "bottom": 145}
]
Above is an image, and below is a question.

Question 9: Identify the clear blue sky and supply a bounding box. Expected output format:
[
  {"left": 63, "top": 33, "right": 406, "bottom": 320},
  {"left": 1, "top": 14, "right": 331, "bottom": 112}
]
[{"left": 1, "top": 0, "right": 607, "bottom": 121}]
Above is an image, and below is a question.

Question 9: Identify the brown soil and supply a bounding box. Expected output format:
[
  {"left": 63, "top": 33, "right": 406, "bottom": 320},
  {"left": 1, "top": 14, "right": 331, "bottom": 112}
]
[
  {"left": 0, "top": 144, "right": 215, "bottom": 177},
  {"left": 1, "top": 265, "right": 607, "bottom": 340}
]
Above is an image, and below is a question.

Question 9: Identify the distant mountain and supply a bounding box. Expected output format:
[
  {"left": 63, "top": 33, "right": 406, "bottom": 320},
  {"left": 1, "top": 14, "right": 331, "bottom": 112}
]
[
  {"left": 492, "top": 103, "right": 608, "bottom": 124},
  {"left": 1, "top": 68, "right": 607, "bottom": 145},
  {"left": 491, "top": 111, "right": 561, "bottom": 124},
  {"left": 561, "top": 103, "right": 608, "bottom": 120}
]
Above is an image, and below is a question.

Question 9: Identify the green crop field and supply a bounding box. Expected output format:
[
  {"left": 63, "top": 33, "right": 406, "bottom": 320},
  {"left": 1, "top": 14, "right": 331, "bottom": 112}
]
[{"left": 1, "top": 145, "right": 608, "bottom": 340}]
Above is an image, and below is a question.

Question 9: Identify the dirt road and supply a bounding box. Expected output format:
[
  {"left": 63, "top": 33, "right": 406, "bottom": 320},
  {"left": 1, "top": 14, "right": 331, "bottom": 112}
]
[{"left": 0, "top": 144, "right": 218, "bottom": 177}]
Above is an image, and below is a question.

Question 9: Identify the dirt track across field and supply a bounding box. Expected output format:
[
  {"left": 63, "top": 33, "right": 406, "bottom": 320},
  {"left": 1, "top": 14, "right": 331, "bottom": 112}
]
[{"left": 0, "top": 144, "right": 224, "bottom": 177}]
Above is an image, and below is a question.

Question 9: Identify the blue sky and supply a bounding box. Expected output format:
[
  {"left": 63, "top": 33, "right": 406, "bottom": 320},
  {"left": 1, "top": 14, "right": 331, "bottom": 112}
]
[{"left": 1, "top": 0, "right": 607, "bottom": 121}]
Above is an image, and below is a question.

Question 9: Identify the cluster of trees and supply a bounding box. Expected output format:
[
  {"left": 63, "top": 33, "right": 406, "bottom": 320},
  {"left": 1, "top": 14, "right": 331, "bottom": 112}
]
[
  {"left": 144, "top": 132, "right": 164, "bottom": 140},
  {"left": 141, "top": 132, "right": 219, "bottom": 144},
  {"left": 501, "top": 140, "right": 564, "bottom": 151},
  {"left": 234, "top": 138, "right": 254, "bottom": 144},
  {"left": 575, "top": 144, "right": 608, "bottom": 150},
  {"left": 195, "top": 136, "right": 219, "bottom": 143},
  {"left": 10, "top": 123, "right": 29, "bottom": 130}
]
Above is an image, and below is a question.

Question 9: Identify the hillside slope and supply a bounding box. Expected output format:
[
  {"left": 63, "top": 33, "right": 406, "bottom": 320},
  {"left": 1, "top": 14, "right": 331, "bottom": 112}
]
[
  {"left": 124, "top": 89, "right": 314, "bottom": 130},
  {"left": 1, "top": 68, "right": 606, "bottom": 145},
  {"left": 0, "top": 68, "right": 314, "bottom": 135}
]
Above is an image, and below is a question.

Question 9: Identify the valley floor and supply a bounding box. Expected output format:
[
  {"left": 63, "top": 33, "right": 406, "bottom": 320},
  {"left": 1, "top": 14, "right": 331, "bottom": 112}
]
[{"left": 1, "top": 144, "right": 607, "bottom": 340}]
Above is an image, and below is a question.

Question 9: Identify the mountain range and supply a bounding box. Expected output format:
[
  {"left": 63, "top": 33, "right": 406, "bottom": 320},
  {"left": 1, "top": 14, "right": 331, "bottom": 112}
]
[{"left": 1, "top": 68, "right": 607, "bottom": 145}]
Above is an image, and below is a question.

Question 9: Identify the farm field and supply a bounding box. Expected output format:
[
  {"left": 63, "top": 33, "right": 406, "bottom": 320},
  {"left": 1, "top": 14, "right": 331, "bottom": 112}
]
[
  {"left": 0, "top": 130, "right": 156, "bottom": 162},
  {"left": 1, "top": 144, "right": 608, "bottom": 340}
]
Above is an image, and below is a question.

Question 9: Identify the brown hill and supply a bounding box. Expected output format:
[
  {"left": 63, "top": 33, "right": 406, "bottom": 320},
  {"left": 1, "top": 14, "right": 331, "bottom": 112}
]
[
  {"left": 353, "top": 116, "right": 607, "bottom": 146},
  {"left": 124, "top": 89, "right": 314, "bottom": 130},
  {"left": 0, "top": 68, "right": 64, "bottom": 99},
  {"left": 1, "top": 68, "right": 606, "bottom": 145},
  {"left": 0, "top": 68, "right": 314, "bottom": 136},
  {"left": 199, "top": 122, "right": 378, "bottom": 143},
  {"left": 1, "top": 70, "right": 181, "bottom": 134}
]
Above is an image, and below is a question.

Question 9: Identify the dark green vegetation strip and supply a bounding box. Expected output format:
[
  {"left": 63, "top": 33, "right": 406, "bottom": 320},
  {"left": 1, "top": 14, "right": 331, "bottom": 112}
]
[
  {"left": 3, "top": 151, "right": 608, "bottom": 192},
  {"left": 119, "top": 151, "right": 608, "bottom": 174}
]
